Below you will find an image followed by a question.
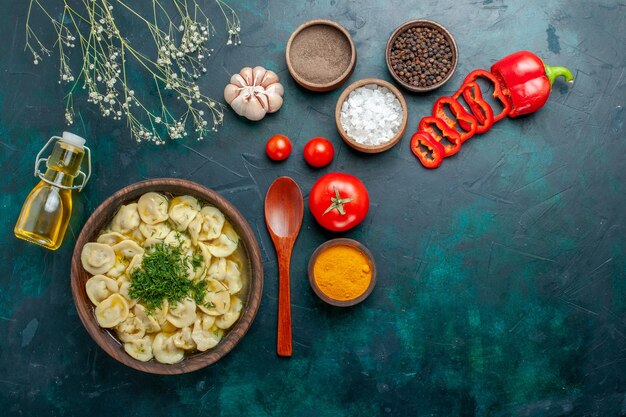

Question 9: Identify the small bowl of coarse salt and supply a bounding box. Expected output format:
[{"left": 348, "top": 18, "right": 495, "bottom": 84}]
[{"left": 335, "top": 78, "right": 408, "bottom": 153}]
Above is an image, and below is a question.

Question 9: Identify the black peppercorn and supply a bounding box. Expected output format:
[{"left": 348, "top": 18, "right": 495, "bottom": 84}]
[{"left": 389, "top": 24, "right": 453, "bottom": 88}]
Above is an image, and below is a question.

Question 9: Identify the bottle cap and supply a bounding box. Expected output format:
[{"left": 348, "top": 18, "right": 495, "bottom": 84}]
[{"left": 61, "top": 131, "right": 86, "bottom": 149}]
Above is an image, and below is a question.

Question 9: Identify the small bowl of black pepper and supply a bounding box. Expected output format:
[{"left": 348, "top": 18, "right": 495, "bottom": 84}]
[{"left": 386, "top": 20, "right": 458, "bottom": 92}]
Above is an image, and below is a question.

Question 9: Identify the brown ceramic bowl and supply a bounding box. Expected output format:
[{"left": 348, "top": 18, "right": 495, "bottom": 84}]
[
  {"left": 335, "top": 78, "right": 408, "bottom": 153},
  {"left": 307, "top": 238, "right": 377, "bottom": 307},
  {"left": 286, "top": 19, "right": 356, "bottom": 92},
  {"left": 385, "top": 20, "right": 458, "bottom": 92},
  {"left": 70, "top": 178, "right": 263, "bottom": 374}
]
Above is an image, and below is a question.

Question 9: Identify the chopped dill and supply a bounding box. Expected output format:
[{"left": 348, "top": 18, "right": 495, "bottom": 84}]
[
  {"left": 191, "top": 251, "right": 203, "bottom": 271},
  {"left": 128, "top": 241, "right": 207, "bottom": 310}
]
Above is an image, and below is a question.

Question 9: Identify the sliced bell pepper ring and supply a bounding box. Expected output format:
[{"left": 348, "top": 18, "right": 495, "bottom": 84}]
[
  {"left": 410, "top": 131, "right": 445, "bottom": 169},
  {"left": 452, "top": 81, "right": 495, "bottom": 134},
  {"left": 432, "top": 96, "right": 478, "bottom": 143},
  {"left": 418, "top": 116, "right": 462, "bottom": 157},
  {"left": 463, "top": 69, "right": 512, "bottom": 122}
]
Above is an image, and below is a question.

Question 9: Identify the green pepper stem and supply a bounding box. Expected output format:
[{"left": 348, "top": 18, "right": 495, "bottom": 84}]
[{"left": 544, "top": 64, "right": 574, "bottom": 85}]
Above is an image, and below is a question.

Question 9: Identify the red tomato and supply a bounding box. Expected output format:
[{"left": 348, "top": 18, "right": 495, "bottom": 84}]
[
  {"left": 309, "top": 173, "right": 369, "bottom": 232},
  {"left": 303, "top": 137, "right": 334, "bottom": 168},
  {"left": 266, "top": 135, "right": 292, "bottom": 161}
]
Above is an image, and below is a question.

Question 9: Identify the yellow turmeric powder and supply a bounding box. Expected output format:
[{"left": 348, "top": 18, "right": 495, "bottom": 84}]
[{"left": 313, "top": 245, "right": 372, "bottom": 301}]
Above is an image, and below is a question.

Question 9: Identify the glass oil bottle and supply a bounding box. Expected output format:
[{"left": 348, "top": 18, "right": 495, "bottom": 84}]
[{"left": 14, "top": 132, "right": 91, "bottom": 250}]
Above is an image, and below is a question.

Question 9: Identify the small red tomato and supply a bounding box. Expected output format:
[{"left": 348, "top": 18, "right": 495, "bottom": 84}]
[
  {"left": 309, "top": 172, "right": 369, "bottom": 232},
  {"left": 303, "top": 137, "right": 334, "bottom": 168},
  {"left": 266, "top": 135, "right": 292, "bottom": 161}
]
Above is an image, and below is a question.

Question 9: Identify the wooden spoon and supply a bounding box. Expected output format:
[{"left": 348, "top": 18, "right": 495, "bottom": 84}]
[{"left": 264, "top": 177, "right": 304, "bottom": 357}]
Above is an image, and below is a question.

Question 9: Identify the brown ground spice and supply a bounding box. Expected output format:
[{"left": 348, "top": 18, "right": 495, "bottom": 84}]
[{"left": 290, "top": 25, "right": 352, "bottom": 84}]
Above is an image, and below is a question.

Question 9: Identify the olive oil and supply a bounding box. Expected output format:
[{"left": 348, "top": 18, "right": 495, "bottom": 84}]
[{"left": 14, "top": 132, "right": 91, "bottom": 250}]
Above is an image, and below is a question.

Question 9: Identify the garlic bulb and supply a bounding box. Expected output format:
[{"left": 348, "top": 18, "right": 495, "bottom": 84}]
[{"left": 224, "top": 66, "right": 284, "bottom": 121}]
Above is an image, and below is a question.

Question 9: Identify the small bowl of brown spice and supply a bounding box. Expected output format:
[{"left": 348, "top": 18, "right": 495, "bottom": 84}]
[
  {"left": 286, "top": 19, "right": 356, "bottom": 92},
  {"left": 386, "top": 20, "right": 458, "bottom": 92}
]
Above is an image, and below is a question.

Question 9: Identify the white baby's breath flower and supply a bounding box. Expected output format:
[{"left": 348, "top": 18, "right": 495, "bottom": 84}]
[{"left": 26, "top": 0, "right": 242, "bottom": 144}]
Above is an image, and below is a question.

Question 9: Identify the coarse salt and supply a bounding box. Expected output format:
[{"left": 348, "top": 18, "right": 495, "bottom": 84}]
[{"left": 340, "top": 84, "right": 402, "bottom": 146}]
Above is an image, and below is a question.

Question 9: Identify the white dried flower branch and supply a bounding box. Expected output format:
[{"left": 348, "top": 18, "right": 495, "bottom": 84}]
[{"left": 25, "top": 0, "right": 242, "bottom": 144}]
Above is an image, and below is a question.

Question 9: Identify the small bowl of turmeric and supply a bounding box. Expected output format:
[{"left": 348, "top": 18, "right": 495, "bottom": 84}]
[{"left": 307, "top": 238, "right": 376, "bottom": 307}]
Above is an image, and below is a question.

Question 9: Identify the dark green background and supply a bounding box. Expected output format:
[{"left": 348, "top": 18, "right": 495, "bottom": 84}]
[{"left": 1, "top": 0, "right": 625, "bottom": 416}]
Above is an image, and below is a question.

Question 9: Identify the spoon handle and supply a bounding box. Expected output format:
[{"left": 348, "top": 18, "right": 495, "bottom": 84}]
[{"left": 277, "top": 248, "right": 292, "bottom": 357}]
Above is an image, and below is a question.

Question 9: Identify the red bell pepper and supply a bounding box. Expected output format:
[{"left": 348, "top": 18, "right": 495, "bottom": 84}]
[
  {"left": 418, "top": 116, "right": 462, "bottom": 157},
  {"left": 490, "top": 50, "right": 574, "bottom": 117},
  {"left": 453, "top": 81, "right": 495, "bottom": 134},
  {"left": 463, "top": 69, "right": 512, "bottom": 122},
  {"left": 432, "top": 97, "right": 477, "bottom": 143},
  {"left": 410, "top": 131, "right": 445, "bottom": 169}
]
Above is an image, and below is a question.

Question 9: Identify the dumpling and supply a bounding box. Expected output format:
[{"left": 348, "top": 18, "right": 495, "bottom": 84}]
[
  {"left": 117, "top": 276, "right": 138, "bottom": 308},
  {"left": 187, "top": 214, "right": 202, "bottom": 245},
  {"left": 164, "top": 230, "right": 192, "bottom": 251},
  {"left": 182, "top": 247, "right": 208, "bottom": 282},
  {"left": 97, "top": 232, "right": 126, "bottom": 246},
  {"left": 134, "top": 304, "right": 161, "bottom": 333},
  {"left": 124, "top": 335, "right": 154, "bottom": 362},
  {"left": 142, "top": 237, "right": 162, "bottom": 251},
  {"left": 85, "top": 275, "right": 118, "bottom": 305},
  {"left": 168, "top": 196, "right": 200, "bottom": 231},
  {"left": 126, "top": 228, "right": 146, "bottom": 244},
  {"left": 149, "top": 300, "right": 169, "bottom": 326},
  {"left": 192, "top": 315, "right": 223, "bottom": 351},
  {"left": 221, "top": 220, "right": 240, "bottom": 244},
  {"left": 223, "top": 260, "right": 243, "bottom": 294},
  {"left": 95, "top": 293, "right": 129, "bottom": 328},
  {"left": 207, "top": 234, "right": 238, "bottom": 258},
  {"left": 198, "top": 279, "right": 230, "bottom": 316},
  {"left": 185, "top": 250, "right": 205, "bottom": 281},
  {"left": 207, "top": 257, "right": 227, "bottom": 281},
  {"left": 197, "top": 206, "right": 225, "bottom": 241},
  {"left": 198, "top": 242, "right": 212, "bottom": 272},
  {"left": 139, "top": 222, "right": 170, "bottom": 240},
  {"left": 115, "top": 314, "right": 146, "bottom": 342},
  {"left": 172, "top": 326, "right": 196, "bottom": 350},
  {"left": 215, "top": 296, "right": 243, "bottom": 329},
  {"left": 160, "top": 320, "right": 178, "bottom": 333},
  {"left": 110, "top": 203, "right": 141, "bottom": 234},
  {"left": 125, "top": 254, "right": 143, "bottom": 278},
  {"left": 137, "top": 192, "right": 169, "bottom": 225},
  {"left": 153, "top": 332, "right": 184, "bottom": 364},
  {"left": 112, "top": 239, "right": 145, "bottom": 259},
  {"left": 195, "top": 312, "right": 215, "bottom": 329},
  {"left": 81, "top": 242, "right": 116, "bottom": 275},
  {"left": 106, "top": 257, "right": 128, "bottom": 278},
  {"left": 166, "top": 297, "right": 197, "bottom": 328}
]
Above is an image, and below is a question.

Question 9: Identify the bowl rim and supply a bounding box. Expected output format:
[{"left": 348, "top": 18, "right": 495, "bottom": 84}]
[
  {"left": 307, "top": 238, "right": 377, "bottom": 307},
  {"left": 70, "top": 178, "right": 263, "bottom": 374},
  {"left": 286, "top": 19, "right": 357, "bottom": 92},
  {"left": 335, "top": 77, "right": 408, "bottom": 153},
  {"left": 385, "top": 19, "right": 458, "bottom": 92}
]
